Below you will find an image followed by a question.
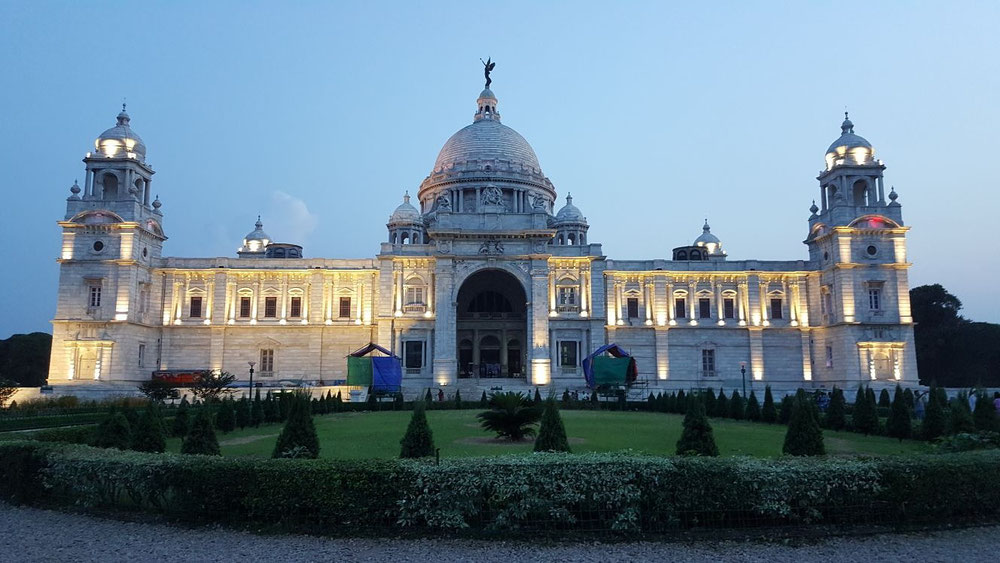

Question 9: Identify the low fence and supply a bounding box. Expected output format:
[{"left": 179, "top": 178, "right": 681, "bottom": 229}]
[{"left": 1, "top": 441, "right": 997, "bottom": 536}]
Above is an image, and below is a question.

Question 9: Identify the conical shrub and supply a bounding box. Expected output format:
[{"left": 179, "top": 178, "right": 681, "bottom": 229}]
[
  {"left": 94, "top": 412, "right": 132, "bottom": 450},
  {"left": 886, "top": 384, "right": 913, "bottom": 441},
  {"left": 171, "top": 398, "right": 191, "bottom": 437},
  {"left": 761, "top": 386, "right": 777, "bottom": 423},
  {"left": 778, "top": 395, "right": 794, "bottom": 424},
  {"left": 921, "top": 386, "right": 947, "bottom": 440},
  {"left": 534, "top": 398, "right": 571, "bottom": 453},
  {"left": 714, "top": 389, "right": 728, "bottom": 418},
  {"left": 272, "top": 392, "right": 319, "bottom": 459},
  {"left": 878, "top": 388, "right": 892, "bottom": 410},
  {"left": 454, "top": 389, "right": 463, "bottom": 410},
  {"left": 132, "top": 403, "right": 166, "bottom": 453},
  {"left": 824, "top": 387, "right": 847, "bottom": 431},
  {"left": 948, "top": 392, "right": 976, "bottom": 435},
  {"left": 745, "top": 390, "right": 761, "bottom": 421},
  {"left": 973, "top": 390, "right": 998, "bottom": 432},
  {"left": 399, "top": 401, "right": 435, "bottom": 458},
  {"left": 235, "top": 397, "right": 250, "bottom": 429},
  {"left": 729, "top": 390, "right": 745, "bottom": 420},
  {"left": 181, "top": 408, "right": 220, "bottom": 455},
  {"left": 783, "top": 390, "right": 825, "bottom": 456},
  {"left": 216, "top": 398, "right": 237, "bottom": 433},
  {"left": 676, "top": 395, "right": 719, "bottom": 456}
]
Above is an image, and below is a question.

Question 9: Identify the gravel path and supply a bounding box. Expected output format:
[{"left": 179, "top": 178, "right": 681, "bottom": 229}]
[{"left": 1, "top": 502, "right": 996, "bottom": 562}]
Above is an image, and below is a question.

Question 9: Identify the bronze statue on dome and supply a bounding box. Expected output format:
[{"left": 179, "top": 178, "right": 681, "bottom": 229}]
[{"left": 481, "top": 57, "right": 495, "bottom": 89}]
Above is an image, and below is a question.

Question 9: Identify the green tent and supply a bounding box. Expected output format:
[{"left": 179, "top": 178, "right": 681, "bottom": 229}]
[
  {"left": 592, "top": 356, "right": 632, "bottom": 386},
  {"left": 347, "top": 355, "right": 373, "bottom": 386}
]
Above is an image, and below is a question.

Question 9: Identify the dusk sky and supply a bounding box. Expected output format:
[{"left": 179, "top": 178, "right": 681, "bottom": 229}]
[{"left": 1, "top": 1, "right": 997, "bottom": 338}]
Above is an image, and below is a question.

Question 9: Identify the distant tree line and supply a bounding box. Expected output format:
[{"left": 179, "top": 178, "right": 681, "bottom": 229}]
[
  {"left": 911, "top": 284, "right": 1000, "bottom": 387},
  {"left": 0, "top": 332, "right": 50, "bottom": 387}
]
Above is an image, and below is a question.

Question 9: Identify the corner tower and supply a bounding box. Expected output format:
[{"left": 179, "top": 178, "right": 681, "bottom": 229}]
[{"left": 49, "top": 106, "right": 166, "bottom": 385}]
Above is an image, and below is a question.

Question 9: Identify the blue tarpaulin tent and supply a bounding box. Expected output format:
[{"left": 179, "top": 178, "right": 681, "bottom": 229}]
[
  {"left": 347, "top": 343, "right": 402, "bottom": 392},
  {"left": 582, "top": 343, "right": 638, "bottom": 388}
]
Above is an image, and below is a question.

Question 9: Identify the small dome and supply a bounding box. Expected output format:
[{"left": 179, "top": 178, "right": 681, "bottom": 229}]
[
  {"left": 240, "top": 216, "right": 271, "bottom": 253},
  {"left": 478, "top": 88, "right": 497, "bottom": 100},
  {"left": 554, "top": 193, "right": 586, "bottom": 223},
  {"left": 389, "top": 192, "right": 421, "bottom": 223},
  {"left": 825, "top": 112, "right": 874, "bottom": 168},
  {"left": 693, "top": 220, "right": 725, "bottom": 256},
  {"left": 95, "top": 105, "right": 146, "bottom": 161}
]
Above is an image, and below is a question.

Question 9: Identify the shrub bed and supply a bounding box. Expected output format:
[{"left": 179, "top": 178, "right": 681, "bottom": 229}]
[{"left": 0, "top": 441, "right": 998, "bottom": 535}]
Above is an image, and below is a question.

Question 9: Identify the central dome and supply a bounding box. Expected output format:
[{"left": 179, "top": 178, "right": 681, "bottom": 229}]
[{"left": 433, "top": 120, "right": 541, "bottom": 173}]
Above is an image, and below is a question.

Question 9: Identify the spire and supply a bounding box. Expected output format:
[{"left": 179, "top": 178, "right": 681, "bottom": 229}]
[
  {"left": 403, "top": 190, "right": 410, "bottom": 204},
  {"left": 703, "top": 218, "right": 711, "bottom": 233},
  {"left": 566, "top": 192, "right": 573, "bottom": 205},
  {"left": 116, "top": 103, "right": 131, "bottom": 127},
  {"left": 841, "top": 110, "right": 854, "bottom": 134},
  {"left": 255, "top": 215, "right": 263, "bottom": 229}
]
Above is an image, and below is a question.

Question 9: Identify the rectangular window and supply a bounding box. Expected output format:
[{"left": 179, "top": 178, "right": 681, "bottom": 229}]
[
  {"left": 88, "top": 285, "right": 102, "bottom": 308},
  {"left": 138, "top": 344, "right": 145, "bottom": 368},
  {"left": 675, "top": 298, "right": 686, "bottom": 319},
  {"left": 189, "top": 296, "right": 203, "bottom": 318},
  {"left": 558, "top": 286, "right": 577, "bottom": 306},
  {"left": 239, "top": 296, "right": 251, "bottom": 318},
  {"left": 289, "top": 296, "right": 302, "bottom": 318},
  {"left": 339, "top": 297, "right": 351, "bottom": 318},
  {"left": 627, "top": 297, "right": 639, "bottom": 319},
  {"left": 558, "top": 341, "right": 579, "bottom": 367},
  {"left": 868, "top": 287, "right": 882, "bottom": 310},
  {"left": 701, "top": 349, "right": 716, "bottom": 376},
  {"left": 404, "top": 340, "right": 424, "bottom": 370},
  {"left": 825, "top": 345, "right": 833, "bottom": 368},
  {"left": 264, "top": 297, "right": 277, "bottom": 318},
  {"left": 699, "top": 298, "right": 711, "bottom": 319},
  {"left": 405, "top": 286, "right": 424, "bottom": 305},
  {"left": 260, "top": 349, "right": 274, "bottom": 374},
  {"left": 724, "top": 298, "right": 735, "bottom": 319},
  {"left": 770, "top": 298, "right": 783, "bottom": 320}
]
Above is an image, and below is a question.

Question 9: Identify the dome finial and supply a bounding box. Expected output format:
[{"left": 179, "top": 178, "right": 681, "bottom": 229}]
[
  {"left": 703, "top": 218, "right": 711, "bottom": 232},
  {"left": 810, "top": 200, "right": 819, "bottom": 215},
  {"left": 480, "top": 57, "right": 495, "bottom": 90},
  {"left": 403, "top": 190, "right": 410, "bottom": 204},
  {"left": 841, "top": 110, "right": 854, "bottom": 134},
  {"left": 255, "top": 215, "right": 263, "bottom": 229}
]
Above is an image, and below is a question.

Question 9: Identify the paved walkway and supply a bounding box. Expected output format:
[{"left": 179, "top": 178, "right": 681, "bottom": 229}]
[{"left": 1, "top": 502, "right": 996, "bottom": 562}]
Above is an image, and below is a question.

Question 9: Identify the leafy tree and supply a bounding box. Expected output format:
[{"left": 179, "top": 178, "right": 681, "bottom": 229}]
[
  {"left": 878, "top": 388, "right": 892, "bottom": 411},
  {"left": 272, "top": 392, "right": 319, "bottom": 458},
  {"left": 93, "top": 412, "right": 132, "bottom": 450},
  {"left": 454, "top": 389, "right": 463, "bottom": 410},
  {"left": 534, "top": 398, "right": 571, "bottom": 453},
  {"left": 137, "top": 379, "right": 180, "bottom": 403},
  {"left": 778, "top": 395, "right": 794, "bottom": 425},
  {"left": 948, "top": 392, "right": 976, "bottom": 435},
  {"left": 189, "top": 370, "right": 237, "bottom": 402},
  {"left": 921, "top": 386, "right": 947, "bottom": 440},
  {"left": 761, "top": 386, "right": 777, "bottom": 423},
  {"left": 745, "top": 390, "right": 761, "bottom": 421},
  {"left": 728, "top": 390, "right": 745, "bottom": 420},
  {"left": 181, "top": 408, "right": 220, "bottom": 456},
  {"left": 132, "top": 403, "right": 167, "bottom": 453},
  {"left": 824, "top": 387, "right": 847, "bottom": 431},
  {"left": 783, "top": 390, "right": 825, "bottom": 456},
  {"left": 886, "top": 385, "right": 912, "bottom": 441},
  {"left": 714, "top": 388, "right": 728, "bottom": 418},
  {"left": 0, "top": 332, "right": 51, "bottom": 387},
  {"left": 171, "top": 398, "right": 191, "bottom": 437},
  {"left": 476, "top": 392, "right": 542, "bottom": 441},
  {"left": 235, "top": 397, "right": 250, "bottom": 429},
  {"left": 399, "top": 401, "right": 435, "bottom": 458},
  {"left": 676, "top": 395, "right": 718, "bottom": 456},
  {"left": 0, "top": 379, "right": 18, "bottom": 408},
  {"left": 216, "top": 398, "right": 237, "bottom": 433},
  {"left": 973, "top": 390, "right": 998, "bottom": 432}
]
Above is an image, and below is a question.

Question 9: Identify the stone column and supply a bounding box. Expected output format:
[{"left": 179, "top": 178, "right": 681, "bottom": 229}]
[
  {"left": 737, "top": 280, "right": 747, "bottom": 325},
  {"left": 644, "top": 279, "right": 653, "bottom": 325},
  {"left": 529, "top": 261, "right": 552, "bottom": 385},
  {"left": 84, "top": 169, "right": 93, "bottom": 198},
  {"left": 355, "top": 278, "right": 363, "bottom": 324},
  {"left": 615, "top": 280, "right": 624, "bottom": 326},
  {"left": 432, "top": 260, "right": 456, "bottom": 386},
  {"left": 606, "top": 275, "right": 616, "bottom": 326},
  {"left": 654, "top": 327, "right": 669, "bottom": 381},
  {"left": 579, "top": 265, "right": 589, "bottom": 316},
  {"left": 715, "top": 278, "right": 724, "bottom": 323},
  {"left": 688, "top": 280, "right": 697, "bottom": 323}
]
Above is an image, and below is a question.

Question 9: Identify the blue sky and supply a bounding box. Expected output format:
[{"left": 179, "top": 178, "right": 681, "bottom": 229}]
[{"left": 0, "top": 1, "right": 997, "bottom": 338}]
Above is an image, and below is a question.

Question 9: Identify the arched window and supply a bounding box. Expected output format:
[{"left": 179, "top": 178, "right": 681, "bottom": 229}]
[
  {"left": 557, "top": 235, "right": 564, "bottom": 245},
  {"left": 390, "top": 232, "right": 397, "bottom": 244},
  {"left": 567, "top": 233, "right": 575, "bottom": 245},
  {"left": 401, "top": 232, "right": 409, "bottom": 244},
  {"left": 467, "top": 290, "right": 513, "bottom": 313},
  {"left": 690, "top": 249, "right": 701, "bottom": 260},
  {"left": 412, "top": 232, "right": 421, "bottom": 244},
  {"left": 853, "top": 179, "right": 870, "bottom": 206},
  {"left": 102, "top": 173, "right": 118, "bottom": 200},
  {"left": 676, "top": 250, "right": 688, "bottom": 260}
]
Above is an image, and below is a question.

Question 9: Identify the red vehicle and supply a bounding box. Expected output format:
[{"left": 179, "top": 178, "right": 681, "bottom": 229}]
[{"left": 151, "top": 369, "right": 207, "bottom": 387}]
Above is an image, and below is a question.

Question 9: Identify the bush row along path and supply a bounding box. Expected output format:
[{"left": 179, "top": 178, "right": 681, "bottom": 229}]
[{"left": 1, "top": 502, "right": 997, "bottom": 562}]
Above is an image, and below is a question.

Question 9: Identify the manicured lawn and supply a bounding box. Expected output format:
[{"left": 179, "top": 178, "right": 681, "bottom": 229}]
[{"left": 166, "top": 409, "right": 930, "bottom": 459}]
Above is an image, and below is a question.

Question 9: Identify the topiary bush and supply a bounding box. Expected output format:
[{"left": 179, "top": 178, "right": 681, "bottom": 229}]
[
  {"left": 922, "top": 387, "right": 947, "bottom": 440},
  {"left": 886, "top": 385, "right": 912, "bottom": 442},
  {"left": 171, "top": 399, "right": 191, "bottom": 438},
  {"left": 93, "top": 413, "right": 132, "bottom": 450},
  {"left": 778, "top": 395, "right": 794, "bottom": 425},
  {"left": 181, "top": 409, "right": 220, "bottom": 456},
  {"left": 761, "top": 386, "right": 777, "bottom": 423},
  {"left": 131, "top": 403, "right": 166, "bottom": 453},
  {"left": 783, "top": 390, "right": 825, "bottom": 456},
  {"left": 676, "top": 395, "right": 718, "bottom": 456},
  {"left": 728, "top": 390, "right": 745, "bottom": 420},
  {"left": 824, "top": 387, "right": 847, "bottom": 431},
  {"left": 399, "top": 401, "right": 435, "bottom": 459},
  {"left": 745, "top": 390, "right": 761, "bottom": 422},
  {"left": 949, "top": 393, "right": 976, "bottom": 435},
  {"left": 273, "top": 392, "right": 319, "bottom": 459},
  {"left": 973, "top": 391, "right": 998, "bottom": 432},
  {"left": 215, "top": 399, "right": 237, "bottom": 433},
  {"left": 534, "top": 398, "right": 570, "bottom": 453}
]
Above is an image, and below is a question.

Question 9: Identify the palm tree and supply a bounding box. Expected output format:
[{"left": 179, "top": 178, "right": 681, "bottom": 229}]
[{"left": 476, "top": 392, "right": 542, "bottom": 441}]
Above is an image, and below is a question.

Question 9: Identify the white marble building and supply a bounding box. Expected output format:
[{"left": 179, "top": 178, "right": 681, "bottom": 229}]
[{"left": 47, "top": 84, "right": 919, "bottom": 395}]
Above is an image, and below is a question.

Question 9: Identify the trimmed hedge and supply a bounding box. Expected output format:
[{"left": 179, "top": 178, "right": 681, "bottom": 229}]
[{"left": 0, "top": 441, "right": 998, "bottom": 534}]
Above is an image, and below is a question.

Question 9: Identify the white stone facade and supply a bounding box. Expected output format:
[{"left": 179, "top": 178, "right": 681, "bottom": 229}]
[{"left": 47, "top": 94, "right": 918, "bottom": 396}]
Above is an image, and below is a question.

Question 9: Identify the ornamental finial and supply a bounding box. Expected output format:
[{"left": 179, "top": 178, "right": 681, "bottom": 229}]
[{"left": 480, "top": 57, "right": 495, "bottom": 90}]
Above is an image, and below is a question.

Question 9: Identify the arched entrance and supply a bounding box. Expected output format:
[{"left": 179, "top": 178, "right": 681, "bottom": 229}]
[{"left": 456, "top": 269, "right": 526, "bottom": 379}]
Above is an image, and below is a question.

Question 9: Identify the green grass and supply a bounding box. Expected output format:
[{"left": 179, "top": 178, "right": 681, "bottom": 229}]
[{"left": 166, "top": 409, "right": 930, "bottom": 459}]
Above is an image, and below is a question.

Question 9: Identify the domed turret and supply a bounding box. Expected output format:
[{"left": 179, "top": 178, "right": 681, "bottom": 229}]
[
  {"left": 238, "top": 216, "right": 271, "bottom": 256},
  {"left": 825, "top": 112, "right": 874, "bottom": 170},
  {"left": 95, "top": 104, "right": 147, "bottom": 162},
  {"left": 693, "top": 220, "right": 725, "bottom": 257},
  {"left": 387, "top": 192, "right": 426, "bottom": 245},
  {"left": 551, "top": 193, "right": 589, "bottom": 245}
]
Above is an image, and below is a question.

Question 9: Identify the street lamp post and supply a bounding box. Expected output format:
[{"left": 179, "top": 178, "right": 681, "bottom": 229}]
[
  {"left": 740, "top": 362, "right": 747, "bottom": 397},
  {"left": 248, "top": 361, "right": 256, "bottom": 397}
]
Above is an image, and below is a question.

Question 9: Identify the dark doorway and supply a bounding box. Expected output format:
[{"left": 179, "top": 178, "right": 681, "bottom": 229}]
[{"left": 455, "top": 269, "right": 527, "bottom": 379}]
